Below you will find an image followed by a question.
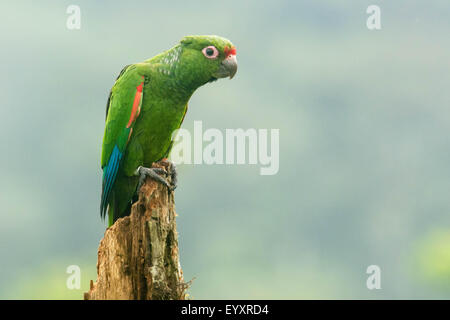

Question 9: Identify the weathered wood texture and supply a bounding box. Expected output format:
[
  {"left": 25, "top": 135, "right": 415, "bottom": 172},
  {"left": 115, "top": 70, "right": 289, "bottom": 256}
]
[{"left": 84, "top": 163, "right": 187, "bottom": 300}]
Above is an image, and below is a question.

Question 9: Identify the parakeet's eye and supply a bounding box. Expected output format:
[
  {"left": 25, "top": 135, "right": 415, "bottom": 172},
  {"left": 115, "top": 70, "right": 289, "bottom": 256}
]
[{"left": 202, "top": 46, "right": 219, "bottom": 59}]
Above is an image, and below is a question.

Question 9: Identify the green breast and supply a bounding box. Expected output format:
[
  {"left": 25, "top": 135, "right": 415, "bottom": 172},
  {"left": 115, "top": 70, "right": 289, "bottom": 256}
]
[{"left": 132, "top": 84, "right": 188, "bottom": 166}]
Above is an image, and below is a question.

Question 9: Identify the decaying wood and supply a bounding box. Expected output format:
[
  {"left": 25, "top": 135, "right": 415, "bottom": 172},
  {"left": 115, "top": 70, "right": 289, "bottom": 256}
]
[{"left": 84, "top": 162, "right": 188, "bottom": 300}]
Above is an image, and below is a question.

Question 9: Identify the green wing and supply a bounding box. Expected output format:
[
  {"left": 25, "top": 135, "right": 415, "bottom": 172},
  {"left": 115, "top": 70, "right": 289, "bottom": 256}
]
[{"left": 100, "top": 64, "right": 146, "bottom": 219}]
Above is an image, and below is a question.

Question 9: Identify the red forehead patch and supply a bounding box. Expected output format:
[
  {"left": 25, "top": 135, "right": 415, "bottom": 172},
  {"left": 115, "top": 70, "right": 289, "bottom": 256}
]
[{"left": 224, "top": 46, "right": 236, "bottom": 56}]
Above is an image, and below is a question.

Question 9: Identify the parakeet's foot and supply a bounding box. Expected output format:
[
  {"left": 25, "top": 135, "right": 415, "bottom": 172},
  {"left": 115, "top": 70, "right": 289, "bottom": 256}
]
[
  {"left": 158, "top": 158, "right": 178, "bottom": 191},
  {"left": 135, "top": 166, "right": 174, "bottom": 192}
]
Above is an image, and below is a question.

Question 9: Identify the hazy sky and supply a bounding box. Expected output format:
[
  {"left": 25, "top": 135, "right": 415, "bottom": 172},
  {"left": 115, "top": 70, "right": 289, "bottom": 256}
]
[{"left": 0, "top": 1, "right": 449, "bottom": 299}]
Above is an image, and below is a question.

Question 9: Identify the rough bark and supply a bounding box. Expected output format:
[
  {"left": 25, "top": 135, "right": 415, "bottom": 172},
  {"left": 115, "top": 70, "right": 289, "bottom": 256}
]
[{"left": 84, "top": 163, "right": 188, "bottom": 300}]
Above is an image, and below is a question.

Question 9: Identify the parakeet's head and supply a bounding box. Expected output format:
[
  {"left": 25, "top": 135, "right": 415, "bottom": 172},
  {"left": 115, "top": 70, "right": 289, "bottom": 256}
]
[{"left": 177, "top": 35, "right": 237, "bottom": 87}]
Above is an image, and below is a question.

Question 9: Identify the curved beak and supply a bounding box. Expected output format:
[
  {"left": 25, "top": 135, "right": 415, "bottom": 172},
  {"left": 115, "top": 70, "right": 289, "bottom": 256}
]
[
  {"left": 214, "top": 55, "right": 238, "bottom": 80},
  {"left": 223, "top": 55, "right": 237, "bottom": 79}
]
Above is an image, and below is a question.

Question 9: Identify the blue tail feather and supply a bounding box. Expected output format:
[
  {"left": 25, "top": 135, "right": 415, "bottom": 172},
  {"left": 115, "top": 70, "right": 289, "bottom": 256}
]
[{"left": 100, "top": 145, "right": 123, "bottom": 219}]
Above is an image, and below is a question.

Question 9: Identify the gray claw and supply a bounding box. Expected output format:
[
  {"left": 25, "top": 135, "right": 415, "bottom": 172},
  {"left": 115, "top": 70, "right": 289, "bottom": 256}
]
[
  {"left": 167, "top": 161, "right": 177, "bottom": 191},
  {"left": 135, "top": 166, "right": 171, "bottom": 192},
  {"left": 155, "top": 160, "right": 178, "bottom": 192}
]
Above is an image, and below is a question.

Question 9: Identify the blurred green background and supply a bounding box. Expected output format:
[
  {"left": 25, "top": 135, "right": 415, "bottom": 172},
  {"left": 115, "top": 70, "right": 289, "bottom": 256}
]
[{"left": 0, "top": 0, "right": 449, "bottom": 299}]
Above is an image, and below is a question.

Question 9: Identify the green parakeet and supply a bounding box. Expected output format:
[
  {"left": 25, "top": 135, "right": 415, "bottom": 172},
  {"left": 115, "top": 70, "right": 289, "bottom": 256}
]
[{"left": 100, "top": 35, "right": 237, "bottom": 226}]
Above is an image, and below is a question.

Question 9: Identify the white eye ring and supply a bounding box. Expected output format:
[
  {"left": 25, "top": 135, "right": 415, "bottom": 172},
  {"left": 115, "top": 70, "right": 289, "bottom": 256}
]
[{"left": 202, "top": 46, "right": 219, "bottom": 59}]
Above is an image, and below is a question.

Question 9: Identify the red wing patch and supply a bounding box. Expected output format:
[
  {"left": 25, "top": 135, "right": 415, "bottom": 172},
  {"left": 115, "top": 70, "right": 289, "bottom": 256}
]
[{"left": 126, "top": 81, "right": 144, "bottom": 128}]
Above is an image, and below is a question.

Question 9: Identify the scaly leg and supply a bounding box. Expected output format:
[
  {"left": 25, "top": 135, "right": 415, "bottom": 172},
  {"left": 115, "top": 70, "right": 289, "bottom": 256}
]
[
  {"left": 135, "top": 166, "right": 171, "bottom": 192},
  {"left": 158, "top": 158, "right": 177, "bottom": 191}
]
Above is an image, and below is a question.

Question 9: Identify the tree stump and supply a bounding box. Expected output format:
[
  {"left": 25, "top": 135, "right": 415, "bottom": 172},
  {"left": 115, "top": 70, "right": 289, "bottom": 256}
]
[{"left": 84, "top": 163, "right": 188, "bottom": 300}]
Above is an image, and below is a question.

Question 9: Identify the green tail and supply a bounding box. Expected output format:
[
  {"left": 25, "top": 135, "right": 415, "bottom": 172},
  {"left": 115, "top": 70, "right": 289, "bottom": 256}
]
[{"left": 108, "top": 206, "right": 114, "bottom": 227}]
